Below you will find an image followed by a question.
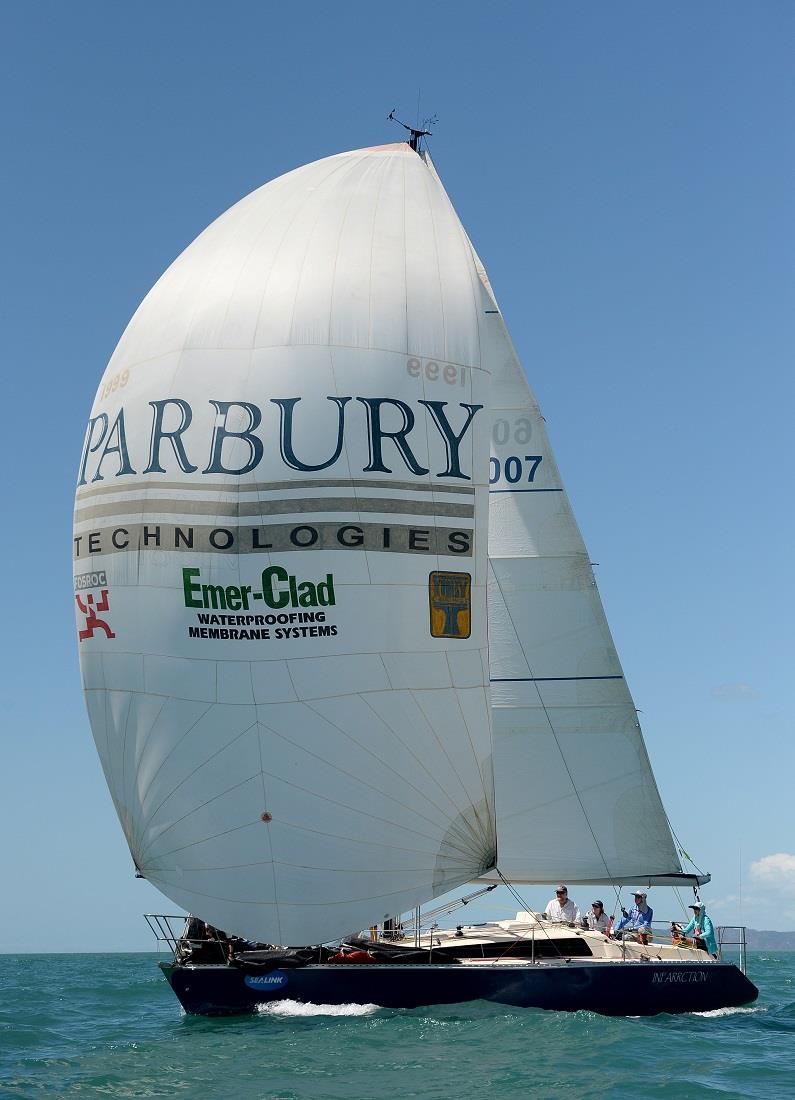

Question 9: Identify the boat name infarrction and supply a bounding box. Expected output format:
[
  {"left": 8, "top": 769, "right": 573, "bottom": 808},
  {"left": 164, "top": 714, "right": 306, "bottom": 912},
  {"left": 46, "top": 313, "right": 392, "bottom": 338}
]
[{"left": 651, "top": 970, "right": 709, "bottom": 983}]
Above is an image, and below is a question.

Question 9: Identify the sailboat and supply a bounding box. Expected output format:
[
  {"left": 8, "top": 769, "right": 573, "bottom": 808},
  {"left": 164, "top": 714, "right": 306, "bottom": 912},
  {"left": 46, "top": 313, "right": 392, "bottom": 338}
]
[{"left": 73, "top": 131, "right": 756, "bottom": 1015}]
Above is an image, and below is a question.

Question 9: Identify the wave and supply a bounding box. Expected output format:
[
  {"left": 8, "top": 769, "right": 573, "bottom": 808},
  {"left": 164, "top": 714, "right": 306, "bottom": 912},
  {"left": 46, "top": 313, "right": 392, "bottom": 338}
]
[
  {"left": 256, "top": 999, "right": 381, "bottom": 1017},
  {"left": 691, "top": 1005, "right": 768, "bottom": 1018}
]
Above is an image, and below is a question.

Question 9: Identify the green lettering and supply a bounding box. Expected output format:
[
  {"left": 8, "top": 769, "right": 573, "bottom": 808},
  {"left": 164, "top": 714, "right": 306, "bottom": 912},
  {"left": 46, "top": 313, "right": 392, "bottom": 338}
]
[
  {"left": 262, "top": 566, "right": 289, "bottom": 609},
  {"left": 183, "top": 568, "right": 202, "bottom": 608},
  {"left": 202, "top": 584, "right": 227, "bottom": 610},
  {"left": 297, "top": 581, "right": 318, "bottom": 607},
  {"left": 225, "top": 585, "right": 242, "bottom": 611},
  {"left": 317, "top": 574, "right": 335, "bottom": 606}
]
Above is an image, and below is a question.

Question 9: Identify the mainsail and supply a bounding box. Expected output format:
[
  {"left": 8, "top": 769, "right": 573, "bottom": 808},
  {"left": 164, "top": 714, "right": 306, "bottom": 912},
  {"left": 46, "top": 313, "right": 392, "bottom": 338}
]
[
  {"left": 73, "top": 144, "right": 499, "bottom": 945},
  {"left": 470, "top": 246, "right": 692, "bottom": 885}
]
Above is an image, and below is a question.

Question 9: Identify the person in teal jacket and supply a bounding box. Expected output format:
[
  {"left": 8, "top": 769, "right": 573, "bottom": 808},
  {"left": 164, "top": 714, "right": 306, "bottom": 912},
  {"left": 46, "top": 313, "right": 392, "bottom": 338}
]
[{"left": 675, "top": 902, "right": 718, "bottom": 957}]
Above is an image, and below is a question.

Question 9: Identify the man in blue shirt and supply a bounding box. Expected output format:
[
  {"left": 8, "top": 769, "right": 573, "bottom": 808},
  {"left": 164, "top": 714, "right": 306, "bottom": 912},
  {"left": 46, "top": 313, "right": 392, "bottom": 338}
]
[{"left": 613, "top": 891, "right": 653, "bottom": 940}]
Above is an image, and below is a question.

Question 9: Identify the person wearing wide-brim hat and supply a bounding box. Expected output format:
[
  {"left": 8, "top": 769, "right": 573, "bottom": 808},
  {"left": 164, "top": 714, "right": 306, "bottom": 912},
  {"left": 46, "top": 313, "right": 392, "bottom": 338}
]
[{"left": 673, "top": 900, "right": 718, "bottom": 956}]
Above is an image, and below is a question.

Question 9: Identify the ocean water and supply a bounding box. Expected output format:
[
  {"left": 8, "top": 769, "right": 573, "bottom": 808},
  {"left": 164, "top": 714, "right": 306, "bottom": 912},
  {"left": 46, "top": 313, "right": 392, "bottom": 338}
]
[{"left": 1, "top": 953, "right": 793, "bottom": 1099}]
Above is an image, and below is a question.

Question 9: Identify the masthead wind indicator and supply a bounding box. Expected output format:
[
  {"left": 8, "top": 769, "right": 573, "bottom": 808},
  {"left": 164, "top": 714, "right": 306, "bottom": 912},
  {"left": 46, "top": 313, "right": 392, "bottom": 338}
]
[{"left": 387, "top": 108, "right": 436, "bottom": 152}]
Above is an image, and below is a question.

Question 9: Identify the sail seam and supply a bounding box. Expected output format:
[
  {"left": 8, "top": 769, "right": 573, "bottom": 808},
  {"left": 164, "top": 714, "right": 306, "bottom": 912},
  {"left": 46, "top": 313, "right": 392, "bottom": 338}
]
[
  {"left": 301, "top": 695, "right": 480, "bottom": 836},
  {"left": 491, "top": 675, "right": 624, "bottom": 682},
  {"left": 133, "top": 702, "right": 216, "bottom": 822},
  {"left": 251, "top": 154, "right": 362, "bottom": 352},
  {"left": 251, "top": 709, "right": 473, "bottom": 844},
  {"left": 357, "top": 690, "right": 493, "bottom": 834},
  {"left": 487, "top": 559, "right": 616, "bottom": 881},
  {"left": 250, "top": 665, "right": 280, "bottom": 945},
  {"left": 137, "top": 720, "right": 261, "bottom": 859},
  {"left": 179, "top": 756, "right": 469, "bottom": 852},
  {"left": 406, "top": 687, "right": 495, "bottom": 862}
]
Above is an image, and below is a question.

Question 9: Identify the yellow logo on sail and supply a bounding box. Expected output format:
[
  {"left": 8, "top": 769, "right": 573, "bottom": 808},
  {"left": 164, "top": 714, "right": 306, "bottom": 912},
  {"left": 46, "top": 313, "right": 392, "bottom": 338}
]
[{"left": 429, "top": 571, "right": 471, "bottom": 639}]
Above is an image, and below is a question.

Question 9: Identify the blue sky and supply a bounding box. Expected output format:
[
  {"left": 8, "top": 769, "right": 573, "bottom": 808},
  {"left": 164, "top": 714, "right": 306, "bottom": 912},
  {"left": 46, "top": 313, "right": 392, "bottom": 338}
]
[{"left": 2, "top": 1, "right": 793, "bottom": 950}]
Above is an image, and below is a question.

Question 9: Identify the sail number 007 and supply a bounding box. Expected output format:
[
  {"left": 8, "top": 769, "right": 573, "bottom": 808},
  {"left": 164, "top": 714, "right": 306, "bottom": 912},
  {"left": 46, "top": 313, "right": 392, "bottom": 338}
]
[
  {"left": 490, "top": 418, "right": 542, "bottom": 483},
  {"left": 490, "top": 455, "right": 542, "bottom": 484}
]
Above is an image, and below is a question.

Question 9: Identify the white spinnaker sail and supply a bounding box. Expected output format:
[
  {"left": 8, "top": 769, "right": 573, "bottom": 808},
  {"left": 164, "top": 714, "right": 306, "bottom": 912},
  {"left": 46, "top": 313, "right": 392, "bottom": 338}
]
[
  {"left": 470, "top": 250, "right": 685, "bottom": 885},
  {"left": 74, "top": 145, "right": 498, "bottom": 945}
]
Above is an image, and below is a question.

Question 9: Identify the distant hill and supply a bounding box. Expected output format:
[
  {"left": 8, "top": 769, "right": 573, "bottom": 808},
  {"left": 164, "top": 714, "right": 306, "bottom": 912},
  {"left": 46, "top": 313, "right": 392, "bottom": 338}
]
[{"left": 745, "top": 929, "right": 795, "bottom": 951}]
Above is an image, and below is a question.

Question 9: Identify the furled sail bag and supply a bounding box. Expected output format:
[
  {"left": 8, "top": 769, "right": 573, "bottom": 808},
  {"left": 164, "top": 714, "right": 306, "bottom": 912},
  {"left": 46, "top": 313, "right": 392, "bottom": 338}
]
[{"left": 73, "top": 145, "right": 497, "bottom": 945}]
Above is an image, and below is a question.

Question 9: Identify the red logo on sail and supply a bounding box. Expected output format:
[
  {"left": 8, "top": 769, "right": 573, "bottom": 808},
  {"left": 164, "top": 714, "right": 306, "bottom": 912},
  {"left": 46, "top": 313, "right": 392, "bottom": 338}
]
[{"left": 76, "top": 590, "right": 116, "bottom": 641}]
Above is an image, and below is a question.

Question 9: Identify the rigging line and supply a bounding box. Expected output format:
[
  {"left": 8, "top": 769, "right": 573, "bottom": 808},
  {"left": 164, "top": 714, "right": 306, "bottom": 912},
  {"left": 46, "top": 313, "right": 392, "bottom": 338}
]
[
  {"left": 489, "top": 561, "right": 616, "bottom": 882},
  {"left": 494, "top": 869, "right": 566, "bottom": 959},
  {"left": 666, "top": 818, "right": 706, "bottom": 877},
  {"left": 673, "top": 884, "right": 691, "bottom": 922}
]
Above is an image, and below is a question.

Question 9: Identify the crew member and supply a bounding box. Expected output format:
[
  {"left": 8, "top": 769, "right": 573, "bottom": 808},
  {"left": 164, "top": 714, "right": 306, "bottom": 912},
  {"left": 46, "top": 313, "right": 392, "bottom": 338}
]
[{"left": 545, "top": 885, "right": 581, "bottom": 923}]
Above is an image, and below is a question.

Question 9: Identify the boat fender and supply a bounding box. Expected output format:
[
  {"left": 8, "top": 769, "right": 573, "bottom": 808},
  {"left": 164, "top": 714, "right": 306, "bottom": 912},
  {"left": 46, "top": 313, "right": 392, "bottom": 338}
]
[{"left": 328, "top": 949, "right": 377, "bottom": 964}]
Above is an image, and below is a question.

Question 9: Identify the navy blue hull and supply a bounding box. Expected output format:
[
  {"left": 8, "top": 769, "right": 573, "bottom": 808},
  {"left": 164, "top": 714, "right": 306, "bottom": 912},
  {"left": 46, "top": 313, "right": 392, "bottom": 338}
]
[{"left": 160, "top": 960, "right": 758, "bottom": 1017}]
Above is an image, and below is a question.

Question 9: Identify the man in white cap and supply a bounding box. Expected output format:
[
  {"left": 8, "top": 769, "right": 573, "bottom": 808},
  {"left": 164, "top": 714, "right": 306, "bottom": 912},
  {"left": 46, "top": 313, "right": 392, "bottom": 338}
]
[{"left": 544, "top": 885, "right": 581, "bottom": 923}]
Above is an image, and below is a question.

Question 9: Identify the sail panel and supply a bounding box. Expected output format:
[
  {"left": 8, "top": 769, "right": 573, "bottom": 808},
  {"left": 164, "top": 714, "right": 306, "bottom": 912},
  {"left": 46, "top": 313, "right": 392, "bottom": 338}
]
[
  {"left": 74, "top": 145, "right": 497, "bottom": 946},
  {"left": 470, "top": 245, "right": 683, "bottom": 884}
]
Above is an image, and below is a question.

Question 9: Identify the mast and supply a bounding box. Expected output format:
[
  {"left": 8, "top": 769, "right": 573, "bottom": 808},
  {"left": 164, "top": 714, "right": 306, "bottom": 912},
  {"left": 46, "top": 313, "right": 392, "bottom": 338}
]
[{"left": 387, "top": 108, "right": 435, "bottom": 152}]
